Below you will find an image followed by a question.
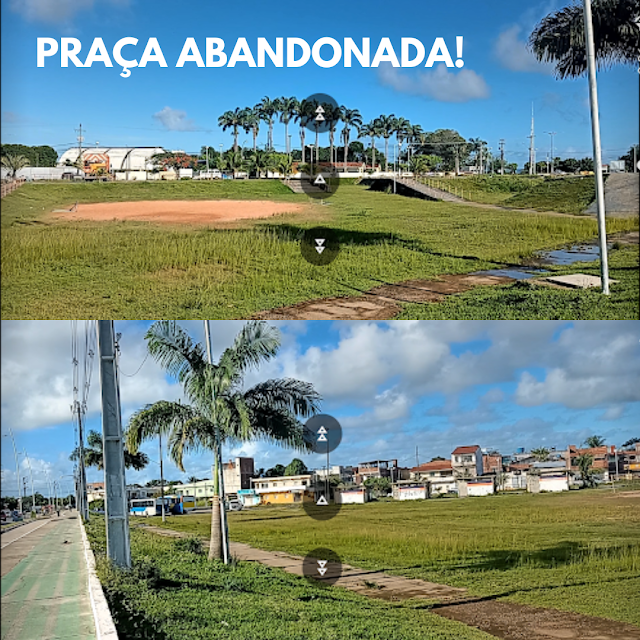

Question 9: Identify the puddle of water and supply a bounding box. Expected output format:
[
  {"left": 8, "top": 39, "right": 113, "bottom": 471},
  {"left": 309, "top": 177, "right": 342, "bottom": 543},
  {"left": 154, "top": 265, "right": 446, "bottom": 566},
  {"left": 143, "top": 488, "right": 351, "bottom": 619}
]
[
  {"left": 473, "top": 269, "right": 546, "bottom": 280},
  {"left": 541, "top": 244, "right": 602, "bottom": 265}
]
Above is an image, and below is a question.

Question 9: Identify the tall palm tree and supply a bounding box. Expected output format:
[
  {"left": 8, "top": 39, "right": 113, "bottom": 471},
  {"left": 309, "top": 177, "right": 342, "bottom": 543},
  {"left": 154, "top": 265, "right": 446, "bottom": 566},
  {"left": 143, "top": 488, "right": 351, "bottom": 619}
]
[
  {"left": 395, "top": 117, "right": 411, "bottom": 157},
  {"left": 218, "top": 108, "right": 245, "bottom": 153},
  {"left": 576, "top": 453, "right": 596, "bottom": 487},
  {"left": 359, "top": 121, "right": 380, "bottom": 171},
  {"left": 325, "top": 103, "right": 342, "bottom": 165},
  {"left": 406, "top": 124, "right": 423, "bottom": 166},
  {"left": 293, "top": 101, "right": 309, "bottom": 165},
  {"left": 529, "top": 0, "right": 639, "bottom": 79},
  {"left": 298, "top": 99, "right": 320, "bottom": 169},
  {"left": 375, "top": 114, "right": 398, "bottom": 172},
  {"left": 340, "top": 107, "right": 363, "bottom": 172},
  {"left": 126, "top": 321, "right": 321, "bottom": 561},
  {"left": 70, "top": 430, "right": 149, "bottom": 471},
  {"left": 242, "top": 108, "right": 261, "bottom": 152},
  {"left": 275, "top": 97, "right": 299, "bottom": 155},
  {"left": 584, "top": 435, "right": 606, "bottom": 448},
  {"left": 1, "top": 154, "right": 30, "bottom": 179},
  {"left": 469, "top": 138, "right": 487, "bottom": 174},
  {"left": 258, "top": 96, "right": 278, "bottom": 150}
]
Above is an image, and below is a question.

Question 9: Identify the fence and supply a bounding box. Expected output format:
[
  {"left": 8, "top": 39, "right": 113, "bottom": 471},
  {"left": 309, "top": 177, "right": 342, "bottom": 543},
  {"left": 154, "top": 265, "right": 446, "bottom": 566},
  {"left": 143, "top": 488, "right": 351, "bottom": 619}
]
[{"left": 1, "top": 179, "right": 25, "bottom": 198}]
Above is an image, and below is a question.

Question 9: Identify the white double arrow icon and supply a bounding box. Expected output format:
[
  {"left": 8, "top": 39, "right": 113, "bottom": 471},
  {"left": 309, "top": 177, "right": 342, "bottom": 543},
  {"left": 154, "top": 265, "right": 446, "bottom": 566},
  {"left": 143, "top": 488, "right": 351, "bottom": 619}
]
[
  {"left": 314, "top": 239, "right": 325, "bottom": 255},
  {"left": 317, "top": 426, "right": 328, "bottom": 441},
  {"left": 317, "top": 560, "right": 328, "bottom": 576}
]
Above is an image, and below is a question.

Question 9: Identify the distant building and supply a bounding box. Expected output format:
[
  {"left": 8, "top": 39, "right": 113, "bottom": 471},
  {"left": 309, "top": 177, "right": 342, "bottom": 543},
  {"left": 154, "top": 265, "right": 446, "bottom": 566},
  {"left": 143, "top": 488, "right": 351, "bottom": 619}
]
[
  {"left": 335, "top": 487, "right": 370, "bottom": 504},
  {"left": 222, "top": 457, "right": 255, "bottom": 497},
  {"left": 410, "top": 460, "right": 456, "bottom": 495},
  {"left": 314, "top": 465, "right": 354, "bottom": 485},
  {"left": 527, "top": 461, "right": 570, "bottom": 493},
  {"left": 251, "top": 474, "right": 315, "bottom": 505},
  {"left": 355, "top": 459, "right": 402, "bottom": 484},
  {"left": 482, "top": 452, "right": 502, "bottom": 475},
  {"left": 458, "top": 477, "right": 495, "bottom": 497},
  {"left": 392, "top": 481, "right": 429, "bottom": 501},
  {"left": 564, "top": 445, "right": 618, "bottom": 480},
  {"left": 619, "top": 443, "right": 640, "bottom": 478},
  {"left": 57, "top": 146, "right": 166, "bottom": 173},
  {"left": 451, "top": 445, "right": 483, "bottom": 478}
]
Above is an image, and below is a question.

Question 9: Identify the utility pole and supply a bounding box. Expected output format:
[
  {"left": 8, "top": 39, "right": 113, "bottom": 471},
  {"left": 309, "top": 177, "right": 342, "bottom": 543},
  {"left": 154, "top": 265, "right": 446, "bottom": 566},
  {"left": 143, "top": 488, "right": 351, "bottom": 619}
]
[
  {"left": 582, "top": 0, "right": 610, "bottom": 294},
  {"left": 416, "top": 446, "right": 419, "bottom": 467},
  {"left": 23, "top": 477, "right": 27, "bottom": 510},
  {"left": 203, "top": 320, "right": 230, "bottom": 565},
  {"left": 97, "top": 321, "right": 131, "bottom": 569},
  {"left": 5, "top": 428, "right": 22, "bottom": 514},
  {"left": 528, "top": 105, "right": 536, "bottom": 175},
  {"left": 72, "top": 322, "right": 89, "bottom": 521},
  {"left": 159, "top": 433, "right": 166, "bottom": 523},
  {"left": 22, "top": 450, "right": 35, "bottom": 514},
  {"left": 75, "top": 123, "right": 84, "bottom": 166},
  {"left": 499, "top": 139, "right": 505, "bottom": 175},
  {"left": 546, "top": 132, "right": 556, "bottom": 174}
]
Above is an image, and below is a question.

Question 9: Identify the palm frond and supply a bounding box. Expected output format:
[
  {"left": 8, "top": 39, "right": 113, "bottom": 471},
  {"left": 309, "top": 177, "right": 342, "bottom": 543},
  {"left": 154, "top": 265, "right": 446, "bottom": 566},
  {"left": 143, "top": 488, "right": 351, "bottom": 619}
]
[
  {"left": 167, "top": 415, "right": 217, "bottom": 472},
  {"left": 126, "top": 400, "right": 197, "bottom": 453},
  {"left": 243, "top": 378, "right": 321, "bottom": 418}
]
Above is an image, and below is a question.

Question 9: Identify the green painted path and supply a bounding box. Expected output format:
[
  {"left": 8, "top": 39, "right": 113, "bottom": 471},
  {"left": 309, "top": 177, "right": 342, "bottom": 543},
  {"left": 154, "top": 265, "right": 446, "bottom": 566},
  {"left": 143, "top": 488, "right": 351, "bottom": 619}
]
[{"left": 1, "top": 516, "right": 96, "bottom": 640}]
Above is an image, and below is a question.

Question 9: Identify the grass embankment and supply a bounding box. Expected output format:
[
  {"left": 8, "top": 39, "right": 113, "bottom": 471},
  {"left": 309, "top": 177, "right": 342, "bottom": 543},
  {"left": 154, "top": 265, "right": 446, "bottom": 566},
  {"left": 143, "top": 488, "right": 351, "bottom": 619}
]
[
  {"left": 433, "top": 175, "right": 597, "bottom": 214},
  {"left": 86, "top": 517, "right": 492, "bottom": 640},
  {"left": 2, "top": 181, "right": 637, "bottom": 319},
  {"left": 149, "top": 489, "right": 640, "bottom": 626}
]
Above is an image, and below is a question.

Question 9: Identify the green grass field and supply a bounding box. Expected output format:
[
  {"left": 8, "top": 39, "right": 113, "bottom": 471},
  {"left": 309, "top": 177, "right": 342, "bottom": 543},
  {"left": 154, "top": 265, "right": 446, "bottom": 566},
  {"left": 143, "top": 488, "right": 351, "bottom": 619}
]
[
  {"left": 2, "top": 180, "right": 637, "bottom": 319},
  {"left": 147, "top": 488, "right": 640, "bottom": 627},
  {"left": 86, "top": 517, "right": 493, "bottom": 640}
]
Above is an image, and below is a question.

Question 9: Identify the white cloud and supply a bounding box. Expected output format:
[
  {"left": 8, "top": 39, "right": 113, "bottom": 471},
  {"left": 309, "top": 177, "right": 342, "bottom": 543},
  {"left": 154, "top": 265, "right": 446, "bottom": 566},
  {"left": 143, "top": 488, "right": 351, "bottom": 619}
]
[
  {"left": 9, "top": 0, "right": 128, "bottom": 24},
  {"left": 494, "top": 25, "right": 554, "bottom": 74},
  {"left": 153, "top": 107, "right": 198, "bottom": 132},
  {"left": 377, "top": 64, "right": 490, "bottom": 103}
]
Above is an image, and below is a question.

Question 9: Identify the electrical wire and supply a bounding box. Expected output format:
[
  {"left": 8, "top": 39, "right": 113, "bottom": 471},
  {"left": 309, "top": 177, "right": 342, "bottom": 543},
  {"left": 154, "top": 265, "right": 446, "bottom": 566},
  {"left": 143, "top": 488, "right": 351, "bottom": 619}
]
[{"left": 117, "top": 351, "right": 149, "bottom": 377}]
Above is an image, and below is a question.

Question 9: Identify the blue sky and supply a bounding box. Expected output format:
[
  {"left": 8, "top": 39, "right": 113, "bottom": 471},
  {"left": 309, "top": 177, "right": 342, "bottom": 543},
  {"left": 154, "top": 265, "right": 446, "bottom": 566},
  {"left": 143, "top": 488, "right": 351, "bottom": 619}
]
[
  {"left": 1, "top": 0, "right": 637, "bottom": 166},
  {"left": 2, "top": 320, "right": 639, "bottom": 497}
]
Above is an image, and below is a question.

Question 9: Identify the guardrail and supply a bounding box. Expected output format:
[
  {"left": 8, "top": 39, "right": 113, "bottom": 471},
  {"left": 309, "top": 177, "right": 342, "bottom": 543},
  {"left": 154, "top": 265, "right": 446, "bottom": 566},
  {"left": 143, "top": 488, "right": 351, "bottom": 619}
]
[{"left": 1, "top": 178, "right": 25, "bottom": 198}]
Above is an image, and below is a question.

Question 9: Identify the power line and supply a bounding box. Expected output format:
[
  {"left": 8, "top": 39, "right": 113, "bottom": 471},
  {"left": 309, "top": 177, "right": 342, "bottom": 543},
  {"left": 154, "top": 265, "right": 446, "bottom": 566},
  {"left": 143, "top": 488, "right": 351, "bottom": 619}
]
[{"left": 117, "top": 352, "right": 149, "bottom": 377}]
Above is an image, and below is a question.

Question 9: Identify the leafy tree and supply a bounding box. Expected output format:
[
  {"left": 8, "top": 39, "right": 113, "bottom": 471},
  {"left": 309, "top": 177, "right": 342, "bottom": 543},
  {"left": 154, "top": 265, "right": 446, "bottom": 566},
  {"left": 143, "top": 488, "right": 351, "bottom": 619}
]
[
  {"left": 364, "top": 476, "right": 392, "bottom": 498},
  {"left": 529, "top": 0, "right": 639, "bottom": 79},
  {"left": 584, "top": 435, "right": 605, "bottom": 448},
  {"left": 70, "top": 429, "right": 149, "bottom": 471},
  {"left": 264, "top": 464, "right": 286, "bottom": 477},
  {"left": 556, "top": 157, "right": 581, "bottom": 173},
  {"left": 126, "top": 320, "right": 320, "bottom": 560},
  {"left": 430, "top": 456, "right": 445, "bottom": 462},
  {"left": 2, "top": 496, "right": 19, "bottom": 510},
  {"left": 576, "top": 453, "right": 596, "bottom": 487},
  {"left": 1, "top": 154, "right": 29, "bottom": 178},
  {"left": 622, "top": 437, "right": 639, "bottom": 448},
  {"left": 274, "top": 154, "right": 293, "bottom": 178},
  {"left": 418, "top": 129, "right": 469, "bottom": 173},
  {"left": 284, "top": 458, "right": 308, "bottom": 476},
  {"left": 531, "top": 447, "right": 550, "bottom": 462},
  {"left": 1, "top": 144, "right": 57, "bottom": 167}
]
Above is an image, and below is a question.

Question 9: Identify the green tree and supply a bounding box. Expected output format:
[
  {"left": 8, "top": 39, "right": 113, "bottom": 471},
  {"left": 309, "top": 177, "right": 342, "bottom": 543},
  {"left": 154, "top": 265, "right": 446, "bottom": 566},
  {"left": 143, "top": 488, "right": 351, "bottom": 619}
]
[
  {"left": 258, "top": 96, "right": 279, "bottom": 151},
  {"left": 576, "top": 452, "right": 596, "bottom": 487},
  {"left": 419, "top": 129, "right": 469, "bottom": 173},
  {"left": 1, "top": 154, "right": 29, "bottom": 178},
  {"left": 531, "top": 447, "right": 550, "bottom": 462},
  {"left": 248, "top": 149, "right": 274, "bottom": 178},
  {"left": 275, "top": 97, "right": 299, "bottom": 155},
  {"left": 340, "top": 107, "right": 362, "bottom": 172},
  {"left": 274, "top": 154, "right": 293, "bottom": 178},
  {"left": 374, "top": 114, "right": 397, "bottom": 172},
  {"left": 584, "top": 435, "right": 605, "bottom": 448},
  {"left": 264, "top": 464, "right": 286, "bottom": 477},
  {"left": 284, "top": 458, "right": 308, "bottom": 476},
  {"left": 242, "top": 108, "right": 261, "bottom": 152},
  {"left": 126, "top": 320, "right": 320, "bottom": 560},
  {"left": 529, "top": 0, "right": 639, "bottom": 79},
  {"left": 622, "top": 437, "right": 639, "bottom": 448},
  {"left": 364, "top": 476, "right": 392, "bottom": 498},
  {"left": 69, "top": 430, "right": 149, "bottom": 470},
  {"left": 218, "top": 107, "right": 246, "bottom": 153},
  {"left": 359, "top": 121, "right": 381, "bottom": 170}
]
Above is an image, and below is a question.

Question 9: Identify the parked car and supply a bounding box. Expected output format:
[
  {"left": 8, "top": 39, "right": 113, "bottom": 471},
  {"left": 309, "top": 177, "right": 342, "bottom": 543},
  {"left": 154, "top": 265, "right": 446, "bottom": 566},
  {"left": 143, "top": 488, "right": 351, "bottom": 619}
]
[{"left": 225, "top": 499, "right": 243, "bottom": 512}]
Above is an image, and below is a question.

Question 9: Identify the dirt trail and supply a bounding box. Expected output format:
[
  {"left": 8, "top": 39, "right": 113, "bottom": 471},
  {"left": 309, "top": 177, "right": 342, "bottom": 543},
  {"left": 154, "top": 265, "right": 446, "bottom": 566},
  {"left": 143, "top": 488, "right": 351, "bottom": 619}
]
[
  {"left": 138, "top": 525, "right": 640, "bottom": 640},
  {"left": 254, "top": 274, "right": 513, "bottom": 320}
]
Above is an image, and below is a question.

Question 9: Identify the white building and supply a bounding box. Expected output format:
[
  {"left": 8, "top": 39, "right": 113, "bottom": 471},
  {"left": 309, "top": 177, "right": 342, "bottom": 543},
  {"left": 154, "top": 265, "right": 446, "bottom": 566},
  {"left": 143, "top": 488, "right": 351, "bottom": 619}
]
[
  {"left": 410, "top": 460, "right": 457, "bottom": 495},
  {"left": 458, "top": 477, "right": 495, "bottom": 497},
  {"left": 335, "top": 487, "right": 369, "bottom": 504},
  {"left": 451, "top": 445, "right": 484, "bottom": 478},
  {"left": 57, "top": 146, "right": 166, "bottom": 174}
]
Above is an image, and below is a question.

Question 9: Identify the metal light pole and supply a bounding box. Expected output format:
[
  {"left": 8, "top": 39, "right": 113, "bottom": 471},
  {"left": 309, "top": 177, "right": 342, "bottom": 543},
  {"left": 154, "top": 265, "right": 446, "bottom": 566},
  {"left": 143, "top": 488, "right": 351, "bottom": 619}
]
[
  {"left": 582, "top": 0, "right": 610, "bottom": 294},
  {"left": 3, "top": 429, "right": 22, "bottom": 514},
  {"left": 546, "top": 132, "right": 556, "bottom": 174},
  {"left": 159, "top": 434, "right": 166, "bottom": 523},
  {"left": 203, "top": 321, "right": 230, "bottom": 565},
  {"left": 22, "top": 450, "right": 35, "bottom": 513},
  {"left": 97, "top": 321, "right": 131, "bottom": 568}
]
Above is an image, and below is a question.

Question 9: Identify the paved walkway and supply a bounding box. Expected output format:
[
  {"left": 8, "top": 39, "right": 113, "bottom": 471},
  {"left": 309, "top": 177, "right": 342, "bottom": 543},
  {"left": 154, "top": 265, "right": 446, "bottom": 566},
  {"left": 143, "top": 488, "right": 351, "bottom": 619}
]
[{"left": 1, "top": 514, "right": 96, "bottom": 640}]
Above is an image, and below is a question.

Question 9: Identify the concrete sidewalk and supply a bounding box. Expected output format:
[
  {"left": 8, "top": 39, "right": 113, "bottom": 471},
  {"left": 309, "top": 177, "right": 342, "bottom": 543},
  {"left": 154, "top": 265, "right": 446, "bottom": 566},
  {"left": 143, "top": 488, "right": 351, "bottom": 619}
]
[{"left": 1, "top": 515, "right": 96, "bottom": 640}]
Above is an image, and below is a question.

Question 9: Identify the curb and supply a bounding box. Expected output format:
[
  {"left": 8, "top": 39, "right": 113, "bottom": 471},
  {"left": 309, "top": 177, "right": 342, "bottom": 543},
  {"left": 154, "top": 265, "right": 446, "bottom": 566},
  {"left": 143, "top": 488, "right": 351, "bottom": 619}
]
[{"left": 78, "top": 518, "right": 119, "bottom": 640}]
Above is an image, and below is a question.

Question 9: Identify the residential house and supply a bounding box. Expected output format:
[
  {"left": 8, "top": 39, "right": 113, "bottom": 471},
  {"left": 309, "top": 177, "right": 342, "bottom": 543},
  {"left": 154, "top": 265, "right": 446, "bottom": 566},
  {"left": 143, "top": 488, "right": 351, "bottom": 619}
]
[
  {"left": 482, "top": 450, "right": 503, "bottom": 475},
  {"left": 618, "top": 443, "right": 640, "bottom": 478},
  {"left": 251, "top": 474, "right": 315, "bottom": 505},
  {"left": 222, "top": 457, "right": 255, "bottom": 497},
  {"left": 174, "top": 479, "right": 217, "bottom": 501},
  {"left": 86, "top": 482, "right": 104, "bottom": 503},
  {"left": 314, "top": 465, "right": 355, "bottom": 485},
  {"left": 354, "top": 459, "right": 404, "bottom": 484},
  {"left": 564, "top": 445, "right": 618, "bottom": 480},
  {"left": 451, "top": 445, "right": 483, "bottom": 478},
  {"left": 410, "top": 460, "right": 457, "bottom": 495}
]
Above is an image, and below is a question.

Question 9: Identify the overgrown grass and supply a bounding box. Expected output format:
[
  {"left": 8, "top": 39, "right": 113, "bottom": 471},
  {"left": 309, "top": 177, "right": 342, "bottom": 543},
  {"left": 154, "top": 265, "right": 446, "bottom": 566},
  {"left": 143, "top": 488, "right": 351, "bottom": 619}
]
[
  {"left": 85, "top": 517, "right": 493, "bottom": 640},
  {"left": 398, "top": 244, "right": 640, "bottom": 320},
  {"left": 432, "top": 175, "right": 598, "bottom": 214},
  {"left": 2, "top": 181, "right": 636, "bottom": 319},
  {"left": 149, "top": 488, "right": 640, "bottom": 626}
]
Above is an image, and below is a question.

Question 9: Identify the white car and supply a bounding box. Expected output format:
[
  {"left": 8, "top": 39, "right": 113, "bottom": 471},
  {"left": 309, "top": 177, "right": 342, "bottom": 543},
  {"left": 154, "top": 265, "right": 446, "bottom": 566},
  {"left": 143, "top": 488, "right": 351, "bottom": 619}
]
[{"left": 195, "top": 169, "right": 222, "bottom": 180}]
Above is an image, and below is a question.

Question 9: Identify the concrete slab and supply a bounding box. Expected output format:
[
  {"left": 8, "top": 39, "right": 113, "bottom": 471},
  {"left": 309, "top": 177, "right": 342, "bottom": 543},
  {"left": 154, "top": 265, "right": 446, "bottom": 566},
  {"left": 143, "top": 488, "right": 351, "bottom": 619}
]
[{"left": 542, "top": 274, "right": 618, "bottom": 289}]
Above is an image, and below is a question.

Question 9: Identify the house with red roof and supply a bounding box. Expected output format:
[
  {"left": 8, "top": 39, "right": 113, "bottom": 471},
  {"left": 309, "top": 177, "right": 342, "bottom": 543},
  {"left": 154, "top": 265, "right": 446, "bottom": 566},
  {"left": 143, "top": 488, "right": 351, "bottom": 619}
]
[
  {"left": 451, "top": 445, "right": 483, "bottom": 478},
  {"left": 410, "top": 460, "right": 456, "bottom": 495}
]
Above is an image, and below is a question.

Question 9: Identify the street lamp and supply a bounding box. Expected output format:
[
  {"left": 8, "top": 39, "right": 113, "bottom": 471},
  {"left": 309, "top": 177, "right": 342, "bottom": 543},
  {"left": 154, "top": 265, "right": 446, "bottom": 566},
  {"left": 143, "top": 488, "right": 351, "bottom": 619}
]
[
  {"left": 3, "top": 429, "right": 22, "bottom": 514},
  {"left": 21, "top": 449, "right": 35, "bottom": 514}
]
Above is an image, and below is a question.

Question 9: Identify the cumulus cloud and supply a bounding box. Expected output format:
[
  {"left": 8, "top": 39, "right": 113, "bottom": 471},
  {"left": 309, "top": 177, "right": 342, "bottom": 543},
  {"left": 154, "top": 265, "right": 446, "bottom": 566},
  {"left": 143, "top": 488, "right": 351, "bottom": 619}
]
[
  {"left": 493, "top": 25, "right": 555, "bottom": 74},
  {"left": 377, "top": 63, "right": 490, "bottom": 103},
  {"left": 9, "top": 0, "right": 128, "bottom": 24},
  {"left": 153, "top": 107, "right": 198, "bottom": 132}
]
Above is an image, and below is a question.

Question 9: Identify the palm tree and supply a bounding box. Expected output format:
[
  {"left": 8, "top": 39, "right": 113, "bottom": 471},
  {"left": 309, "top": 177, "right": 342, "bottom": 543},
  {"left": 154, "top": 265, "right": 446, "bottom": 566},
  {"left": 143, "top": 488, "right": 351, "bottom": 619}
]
[
  {"left": 275, "top": 154, "right": 293, "bottom": 178},
  {"left": 325, "top": 103, "right": 342, "bottom": 165},
  {"left": 242, "top": 108, "right": 261, "bottom": 152},
  {"left": 340, "top": 107, "right": 362, "bottom": 172},
  {"left": 584, "top": 435, "right": 606, "bottom": 448},
  {"left": 293, "top": 100, "right": 313, "bottom": 166},
  {"left": 406, "top": 124, "right": 423, "bottom": 166},
  {"left": 375, "top": 114, "right": 397, "bottom": 172},
  {"left": 275, "top": 97, "right": 299, "bottom": 155},
  {"left": 257, "top": 96, "right": 278, "bottom": 150},
  {"left": 222, "top": 149, "right": 245, "bottom": 179},
  {"left": 126, "top": 321, "right": 321, "bottom": 561},
  {"left": 1, "top": 154, "right": 30, "bottom": 179},
  {"left": 531, "top": 447, "right": 550, "bottom": 462},
  {"left": 529, "top": 0, "right": 639, "bottom": 79},
  {"left": 575, "top": 453, "right": 596, "bottom": 487},
  {"left": 469, "top": 138, "right": 487, "bottom": 174},
  {"left": 70, "top": 430, "right": 149, "bottom": 471},
  {"left": 248, "top": 149, "right": 273, "bottom": 178},
  {"left": 360, "top": 121, "right": 380, "bottom": 171},
  {"left": 218, "top": 108, "right": 245, "bottom": 153}
]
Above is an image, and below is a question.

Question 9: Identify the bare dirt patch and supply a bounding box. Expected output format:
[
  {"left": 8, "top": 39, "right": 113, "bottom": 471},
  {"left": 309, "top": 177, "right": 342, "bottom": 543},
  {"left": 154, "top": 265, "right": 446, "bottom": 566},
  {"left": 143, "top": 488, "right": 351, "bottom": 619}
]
[
  {"left": 49, "top": 199, "right": 308, "bottom": 225},
  {"left": 254, "top": 274, "right": 513, "bottom": 320}
]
